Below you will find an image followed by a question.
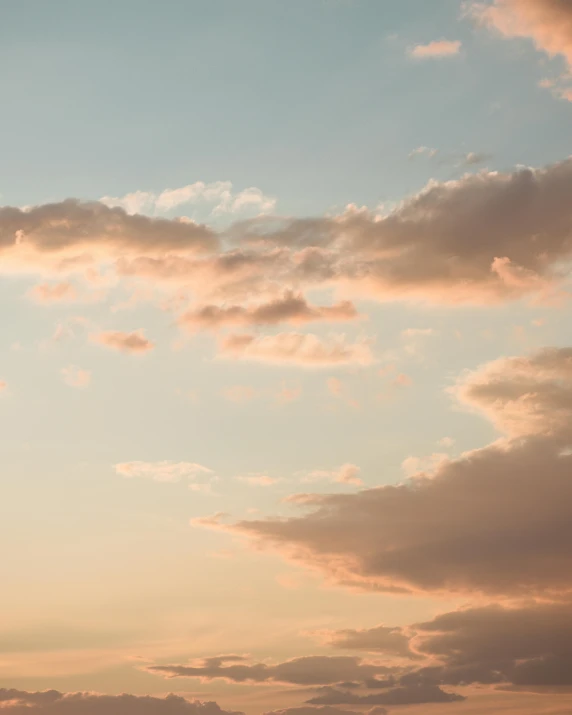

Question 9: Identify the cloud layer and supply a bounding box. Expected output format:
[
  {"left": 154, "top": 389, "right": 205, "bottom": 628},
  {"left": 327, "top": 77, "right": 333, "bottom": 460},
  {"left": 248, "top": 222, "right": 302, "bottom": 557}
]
[
  {"left": 0, "top": 690, "right": 242, "bottom": 715},
  {"left": 5, "top": 157, "right": 572, "bottom": 324}
]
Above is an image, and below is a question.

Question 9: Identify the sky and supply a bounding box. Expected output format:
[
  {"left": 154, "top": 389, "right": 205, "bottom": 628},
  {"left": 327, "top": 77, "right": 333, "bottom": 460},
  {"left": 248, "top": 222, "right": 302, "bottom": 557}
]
[{"left": 2, "top": 1, "right": 572, "bottom": 714}]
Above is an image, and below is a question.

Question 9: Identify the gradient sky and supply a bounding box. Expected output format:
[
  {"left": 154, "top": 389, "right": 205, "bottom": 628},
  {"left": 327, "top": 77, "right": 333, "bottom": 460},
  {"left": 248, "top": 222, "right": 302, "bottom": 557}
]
[{"left": 2, "top": 2, "right": 572, "bottom": 715}]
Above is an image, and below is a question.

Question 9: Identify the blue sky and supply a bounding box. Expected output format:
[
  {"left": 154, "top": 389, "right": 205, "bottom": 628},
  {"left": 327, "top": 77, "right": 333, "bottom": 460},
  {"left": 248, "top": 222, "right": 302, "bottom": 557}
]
[{"left": 2, "top": 0, "right": 571, "bottom": 214}]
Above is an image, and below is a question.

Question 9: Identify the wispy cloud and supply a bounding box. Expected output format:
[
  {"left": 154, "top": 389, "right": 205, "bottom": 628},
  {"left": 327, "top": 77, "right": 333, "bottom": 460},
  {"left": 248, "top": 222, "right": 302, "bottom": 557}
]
[{"left": 60, "top": 365, "right": 91, "bottom": 389}]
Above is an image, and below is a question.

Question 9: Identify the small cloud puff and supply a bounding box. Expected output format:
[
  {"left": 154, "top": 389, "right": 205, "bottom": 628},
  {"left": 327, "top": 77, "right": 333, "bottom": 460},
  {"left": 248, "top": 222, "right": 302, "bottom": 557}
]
[{"left": 409, "top": 40, "right": 462, "bottom": 58}]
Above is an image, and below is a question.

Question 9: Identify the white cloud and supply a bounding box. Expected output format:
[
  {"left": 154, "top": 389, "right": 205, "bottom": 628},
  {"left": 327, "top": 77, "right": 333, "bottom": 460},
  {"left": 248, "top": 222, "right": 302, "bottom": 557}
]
[{"left": 101, "top": 181, "right": 276, "bottom": 218}]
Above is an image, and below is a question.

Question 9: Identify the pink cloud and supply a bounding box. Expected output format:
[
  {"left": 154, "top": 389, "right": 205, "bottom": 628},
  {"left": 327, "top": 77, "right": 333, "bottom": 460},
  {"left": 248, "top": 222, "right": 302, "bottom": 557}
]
[{"left": 409, "top": 40, "right": 462, "bottom": 58}]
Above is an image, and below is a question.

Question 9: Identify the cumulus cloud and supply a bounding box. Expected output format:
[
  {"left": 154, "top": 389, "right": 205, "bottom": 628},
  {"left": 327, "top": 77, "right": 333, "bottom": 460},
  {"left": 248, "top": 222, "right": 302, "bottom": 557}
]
[
  {"left": 408, "top": 599, "right": 572, "bottom": 688},
  {"left": 7, "top": 157, "right": 572, "bottom": 311},
  {"left": 470, "top": 0, "right": 572, "bottom": 68},
  {"left": 179, "top": 293, "right": 359, "bottom": 331},
  {"left": 0, "top": 689, "right": 242, "bottom": 715},
  {"left": 101, "top": 181, "right": 276, "bottom": 217},
  {"left": 0, "top": 200, "right": 216, "bottom": 271},
  {"left": 461, "top": 151, "right": 490, "bottom": 166},
  {"left": 452, "top": 347, "right": 572, "bottom": 438},
  {"left": 115, "top": 461, "right": 213, "bottom": 483},
  {"left": 409, "top": 40, "right": 462, "bottom": 58},
  {"left": 325, "top": 599, "right": 572, "bottom": 692},
  {"left": 146, "top": 655, "right": 395, "bottom": 686},
  {"left": 91, "top": 330, "right": 155, "bottom": 354},
  {"left": 221, "top": 347, "right": 572, "bottom": 596},
  {"left": 218, "top": 333, "right": 374, "bottom": 367}
]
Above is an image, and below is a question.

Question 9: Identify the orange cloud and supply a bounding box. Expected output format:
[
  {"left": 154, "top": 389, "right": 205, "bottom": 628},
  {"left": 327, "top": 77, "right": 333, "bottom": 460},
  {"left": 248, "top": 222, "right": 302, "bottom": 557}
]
[
  {"left": 470, "top": 0, "right": 572, "bottom": 67},
  {"left": 179, "top": 292, "right": 359, "bottom": 331},
  {"left": 91, "top": 330, "right": 155, "bottom": 354}
]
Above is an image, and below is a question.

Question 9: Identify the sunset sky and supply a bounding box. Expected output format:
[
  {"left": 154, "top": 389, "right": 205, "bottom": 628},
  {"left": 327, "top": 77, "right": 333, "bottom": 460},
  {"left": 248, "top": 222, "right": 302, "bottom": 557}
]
[{"left": 2, "top": 1, "right": 572, "bottom": 714}]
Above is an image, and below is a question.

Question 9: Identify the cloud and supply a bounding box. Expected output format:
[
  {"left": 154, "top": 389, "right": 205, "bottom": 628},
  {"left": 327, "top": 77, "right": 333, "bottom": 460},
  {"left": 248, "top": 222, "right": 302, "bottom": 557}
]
[
  {"left": 91, "top": 330, "right": 155, "bottom": 354},
  {"left": 306, "top": 684, "right": 463, "bottom": 706},
  {"left": 438, "top": 437, "right": 455, "bottom": 447},
  {"left": 218, "top": 333, "right": 374, "bottom": 367},
  {"left": 263, "top": 707, "right": 373, "bottom": 715},
  {"left": 408, "top": 599, "right": 572, "bottom": 688},
  {"left": 179, "top": 293, "right": 359, "bottom": 331},
  {"left": 302, "top": 464, "right": 363, "bottom": 487},
  {"left": 60, "top": 365, "right": 91, "bottom": 389},
  {"left": 401, "top": 453, "right": 449, "bottom": 477},
  {"left": 0, "top": 200, "right": 216, "bottom": 271},
  {"left": 470, "top": 0, "right": 572, "bottom": 68},
  {"left": 461, "top": 151, "right": 490, "bottom": 166},
  {"left": 8, "top": 157, "right": 572, "bottom": 311},
  {"left": 452, "top": 347, "right": 572, "bottom": 438},
  {"left": 115, "top": 461, "right": 213, "bottom": 483},
  {"left": 409, "top": 40, "right": 462, "bottom": 58},
  {"left": 224, "top": 347, "right": 572, "bottom": 596},
  {"left": 101, "top": 181, "right": 276, "bottom": 217},
  {"left": 329, "top": 159, "right": 572, "bottom": 302},
  {"left": 0, "top": 689, "right": 243, "bottom": 715},
  {"left": 146, "top": 655, "right": 395, "bottom": 686},
  {"left": 319, "top": 625, "right": 416, "bottom": 659},
  {"left": 29, "top": 282, "right": 77, "bottom": 303},
  {"left": 408, "top": 147, "right": 438, "bottom": 159}
]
